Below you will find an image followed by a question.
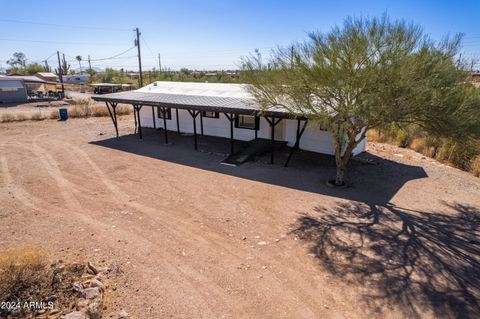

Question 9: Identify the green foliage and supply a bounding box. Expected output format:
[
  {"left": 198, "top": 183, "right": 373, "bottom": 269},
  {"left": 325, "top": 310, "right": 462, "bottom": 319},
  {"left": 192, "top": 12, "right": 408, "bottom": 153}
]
[
  {"left": 6, "top": 52, "right": 27, "bottom": 69},
  {"left": 242, "top": 14, "right": 480, "bottom": 184},
  {"left": 92, "top": 68, "right": 130, "bottom": 84}
]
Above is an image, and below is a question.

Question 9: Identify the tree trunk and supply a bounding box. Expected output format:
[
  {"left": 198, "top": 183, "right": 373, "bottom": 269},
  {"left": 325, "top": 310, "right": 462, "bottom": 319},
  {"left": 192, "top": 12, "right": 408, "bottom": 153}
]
[
  {"left": 333, "top": 133, "right": 359, "bottom": 186},
  {"left": 335, "top": 164, "right": 346, "bottom": 185}
]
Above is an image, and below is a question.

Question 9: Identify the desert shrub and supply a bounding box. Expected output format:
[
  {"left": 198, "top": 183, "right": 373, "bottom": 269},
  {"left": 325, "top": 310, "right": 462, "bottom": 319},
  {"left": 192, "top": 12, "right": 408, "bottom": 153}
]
[
  {"left": 15, "top": 113, "right": 28, "bottom": 122},
  {"left": 396, "top": 130, "right": 410, "bottom": 148},
  {"left": 49, "top": 110, "right": 60, "bottom": 120},
  {"left": 30, "top": 112, "right": 45, "bottom": 121},
  {"left": 91, "top": 105, "right": 110, "bottom": 117},
  {"left": 470, "top": 155, "right": 480, "bottom": 177},
  {"left": 0, "top": 248, "right": 52, "bottom": 306},
  {"left": 69, "top": 104, "right": 91, "bottom": 118},
  {"left": 116, "top": 104, "right": 132, "bottom": 115},
  {"left": 1, "top": 113, "right": 16, "bottom": 122},
  {"left": 410, "top": 138, "right": 436, "bottom": 158},
  {"left": 434, "top": 138, "right": 480, "bottom": 170},
  {"left": 70, "top": 96, "right": 92, "bottom": 106},
  {"left": 366, "top": 129, "right": 395, "bottom": 143}
]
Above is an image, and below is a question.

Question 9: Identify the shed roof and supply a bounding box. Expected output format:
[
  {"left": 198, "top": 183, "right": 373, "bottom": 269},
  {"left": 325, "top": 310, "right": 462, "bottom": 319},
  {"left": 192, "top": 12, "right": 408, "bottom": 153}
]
[
  {"left": 92, "top": 81, "right": 295, "bottom": 118},
  {"left": 35, "top": 72, "right": 58, "bottom": 77}
]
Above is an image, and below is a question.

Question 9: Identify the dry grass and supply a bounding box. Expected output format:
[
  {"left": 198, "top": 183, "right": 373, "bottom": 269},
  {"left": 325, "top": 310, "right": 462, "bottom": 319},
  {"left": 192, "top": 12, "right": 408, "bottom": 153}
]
[
  {"left": 1, "top": 113, "right": 16, "bottom": 122},
  {"left": 410, "top": 138, "right": 436, "bottom": 158},
  {"left": 470, "top": 155, "right": 480, "bottom": 177},
  {"left": 0, "top": 247, "right": 88, "bottom": 317},
  {"left": 30, "top": 112, "right": 45, "bottom": 121},
  {"left": 1, "top": 102, "right": 131, "bottom": 123},
  {"left": 0, "top": 247, "right": 52, "bottom": 305},
  {"left": 366, "top": 129, "right": 395, "bottom": 144},
  {"left": 14, "top": 113, "right": 28, "bottom": 122},
  {"left": 69, "top": 96, "right": 92, "bottom": 106}
]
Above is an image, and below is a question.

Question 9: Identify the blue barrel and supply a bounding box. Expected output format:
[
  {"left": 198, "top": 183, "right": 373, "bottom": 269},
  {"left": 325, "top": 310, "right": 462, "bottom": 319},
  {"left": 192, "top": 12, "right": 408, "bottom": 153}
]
[{"left": 59, "top": 108, "right": 68, "bottom": 121}]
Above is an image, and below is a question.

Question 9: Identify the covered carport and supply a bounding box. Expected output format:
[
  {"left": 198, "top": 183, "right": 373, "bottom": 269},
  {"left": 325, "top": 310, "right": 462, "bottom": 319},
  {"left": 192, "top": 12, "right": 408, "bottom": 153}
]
[{"left": 92, "top": 91, "right": 308, "bottom": 166}]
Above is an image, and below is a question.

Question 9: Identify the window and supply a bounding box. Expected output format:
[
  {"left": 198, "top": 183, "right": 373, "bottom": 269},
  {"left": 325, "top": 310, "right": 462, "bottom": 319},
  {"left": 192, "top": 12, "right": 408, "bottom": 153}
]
[
  {"left": 235, "top": 115, "right": 259, "bottom": 130},
  {"left": 157, "top": 107, "right": 172, "bottom": 119},
  {"left": 202, "top": 111, "right": 219, "bottom": 118}
]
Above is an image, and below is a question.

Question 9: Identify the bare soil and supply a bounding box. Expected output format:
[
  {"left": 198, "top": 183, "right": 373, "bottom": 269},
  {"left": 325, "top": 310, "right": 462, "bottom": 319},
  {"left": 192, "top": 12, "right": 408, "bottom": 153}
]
[{"left": 0, "top": 117, "right": 478, "bottom": 318}]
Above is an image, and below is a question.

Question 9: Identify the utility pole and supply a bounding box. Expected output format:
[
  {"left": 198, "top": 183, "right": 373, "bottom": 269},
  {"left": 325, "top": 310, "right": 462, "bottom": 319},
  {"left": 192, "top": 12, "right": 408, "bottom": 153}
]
[
  {"left": 135, "top": 27, "right": 143, "bottom": 87},
  {"left": 158, "top": 53, "right": 161, "bottom": 72},
  {"left": 56, "top": 51, "right": 65, "bottom": 95},
  {"left": 88, "top": 55, "right": 92, "bottom": 73}
]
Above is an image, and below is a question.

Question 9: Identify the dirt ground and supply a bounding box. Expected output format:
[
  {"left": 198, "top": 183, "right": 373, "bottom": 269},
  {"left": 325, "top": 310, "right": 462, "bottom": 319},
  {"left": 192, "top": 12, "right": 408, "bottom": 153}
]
[{"left": 0, "top": 117, "right": 478, "bottom": 318}]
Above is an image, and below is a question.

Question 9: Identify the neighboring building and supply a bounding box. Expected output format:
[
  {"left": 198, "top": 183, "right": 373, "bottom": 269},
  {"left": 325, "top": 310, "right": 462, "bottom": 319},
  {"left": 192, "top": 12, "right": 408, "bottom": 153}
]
[
  {"left": 90, "top": 83, "right": 133, "bottom": 94},
  {"left": 0, "top": 77, "right": 28, "bottom": 104},
  {"left": 7, "top": 75, "right": 58, "bottom": 94},
  {"left": 92, "top": 81, "right": 366, "bottom": 161},
  {"left": 35, "top": 72, "right": 59, "bottom": 82},
  {"left": 62, "top": 74, "right": 90, "bottom": 84}
]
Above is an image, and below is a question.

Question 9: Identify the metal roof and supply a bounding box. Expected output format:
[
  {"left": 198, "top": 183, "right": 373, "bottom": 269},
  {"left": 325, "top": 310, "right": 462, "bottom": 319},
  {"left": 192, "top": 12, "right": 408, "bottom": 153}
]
[
  {"left": 92, "top": 81, "right": 296, "bottom": 118},
  {"left": 6, "top": 75, "right": 53, "bottom": 84}
]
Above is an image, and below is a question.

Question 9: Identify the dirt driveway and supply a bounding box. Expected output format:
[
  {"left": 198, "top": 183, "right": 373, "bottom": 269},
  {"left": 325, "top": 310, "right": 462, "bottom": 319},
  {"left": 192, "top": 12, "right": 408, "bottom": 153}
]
[{"left": 0, "top": 117, "right": 479, "bottom": 318}]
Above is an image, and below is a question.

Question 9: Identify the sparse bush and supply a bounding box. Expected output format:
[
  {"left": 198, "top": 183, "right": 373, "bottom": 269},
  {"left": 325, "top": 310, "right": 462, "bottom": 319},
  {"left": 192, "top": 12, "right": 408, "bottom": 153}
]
[
  {"left": 71, "top": 97, "right": 92, "bottom": 106},
  {"left": 0, "top": 247, "right": 52, "bottom": 311},
  {"left": 470, "top": 155, "right": 480, "bottom": 177},
  {"left": 15, "top": 113, "right": 28, "bottom": 122},
  {"left": 49, "top": 110, "right": 60, "bottom": 120},
  {"left": 69, "top": 104, "right": 91, "bottom": 118},
  {"left": 410, "top": 138, "right": 436, "bottom": 158},
  {"left": 30, "top": 112, "right": 45, "bottom": 121},
  {"left": 396, "top": 130, "right": 410, "bottom": 148},
  {"left": 1, "top": 113, "right": 16, "bottom": 123},
  {"left": 116, "top": 104, "right": 132, "bottom": 115},
  {"left": 0, "top": 247, "right": 90, "bottom": 318},
  {"left": 91, "top": 105, "right": 110, "bottom": 117}
]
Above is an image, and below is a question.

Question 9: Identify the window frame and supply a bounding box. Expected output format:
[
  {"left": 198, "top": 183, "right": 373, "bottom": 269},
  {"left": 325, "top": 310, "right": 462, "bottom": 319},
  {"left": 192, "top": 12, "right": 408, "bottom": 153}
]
[
  {"left": 201, "top": 111, "right": 219, "bottom": 119},
  {"left": 234, "top": 114, "right": 259, "bottom": 130},
  {"left": 157, "top": 107, "right": 172, "bottom": 120}
]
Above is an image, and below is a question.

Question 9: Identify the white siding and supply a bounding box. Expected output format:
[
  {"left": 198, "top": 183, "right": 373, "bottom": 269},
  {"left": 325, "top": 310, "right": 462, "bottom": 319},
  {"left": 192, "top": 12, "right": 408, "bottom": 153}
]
[{"left": 139, "top": 106, "right": 366, "bottom": 156}]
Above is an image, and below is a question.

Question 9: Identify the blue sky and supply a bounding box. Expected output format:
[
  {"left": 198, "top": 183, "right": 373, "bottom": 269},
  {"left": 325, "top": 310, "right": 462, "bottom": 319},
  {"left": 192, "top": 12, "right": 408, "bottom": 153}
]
[{"left": 1, "top": 0, "right": 479, "bottom": 71}]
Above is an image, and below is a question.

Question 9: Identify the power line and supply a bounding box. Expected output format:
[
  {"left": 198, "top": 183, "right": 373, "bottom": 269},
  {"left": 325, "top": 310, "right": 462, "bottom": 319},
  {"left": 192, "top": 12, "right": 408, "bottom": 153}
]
[
  {"left": 0, "top": 18, "right": 131, "bottom": 31},
  {"left": 0, "top": 37, "right": 127, "bottom": 46}
]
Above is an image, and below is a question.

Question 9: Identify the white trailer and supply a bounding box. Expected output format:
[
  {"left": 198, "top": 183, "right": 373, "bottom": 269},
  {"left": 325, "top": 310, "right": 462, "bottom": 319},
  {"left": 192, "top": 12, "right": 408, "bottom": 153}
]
[{"left": 133, "top": 81, "right": 365, "bottom": 157}]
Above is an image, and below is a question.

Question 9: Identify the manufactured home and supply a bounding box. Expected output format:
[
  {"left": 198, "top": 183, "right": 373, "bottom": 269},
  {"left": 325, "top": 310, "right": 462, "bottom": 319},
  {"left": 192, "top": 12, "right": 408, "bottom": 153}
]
[
  {"left": 62, "top": 74, "right": 90, "bottom": 84},
  {"left": 92, "top": 81, "right": 365, "bottom": 165},
  {"left": 0, "top": 77, "right": 28, "bottom": 104}
]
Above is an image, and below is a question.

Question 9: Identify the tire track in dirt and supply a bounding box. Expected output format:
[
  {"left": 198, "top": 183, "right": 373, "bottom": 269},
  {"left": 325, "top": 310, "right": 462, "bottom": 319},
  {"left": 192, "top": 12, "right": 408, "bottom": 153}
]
[
  {"left": 1, "top": 141, "right": 224, "bottom": 317},
  {"left": 0, "top": 145, "right": 36, "bottom": 209},
  {"left": 52, "top": 139, "right": 320, "bottom": 318},
  {"left": 28, "top": 136, "right": 244, "bottom": 317}
]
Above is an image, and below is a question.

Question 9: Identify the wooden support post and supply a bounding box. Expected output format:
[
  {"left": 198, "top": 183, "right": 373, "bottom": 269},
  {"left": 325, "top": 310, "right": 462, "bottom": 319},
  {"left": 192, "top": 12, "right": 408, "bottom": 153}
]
[
  {"left": 224, "top": 113, "right": 234, "bottom": 155},
  {"left": 187, "top": 110, "right": 199, "bottom": 150},
  {"left": 284, "top": 119, "right": 308, "bottom": 167},
  {"left": 265, "top": 116, "right": 282, "bottom": 164},
  {"left": 254, "top": 115, "right": 258, "bottom": 140},
  {"left": 151, "top": 107, "right": 156, "bottom": 129},
  {"left": 200, "top": 111, "right": 204, "bottom": 136},
  {"left": 133, "top": 105, "right": 137, "bottom": 134},
  {"left": 270, "top": 116, "right": 275, "bottom": 164},
  {"left": 105, "top": 102, "right": 119, "bottom": 137},
  {"left": 161, "top": 107, "right": 168, "bottom": 144},
  {"left": 176, "top": 108, "right": 180, "bottom": 133},
  {"left": 133, "top": 105, "right": 143, "bottom": 139}
]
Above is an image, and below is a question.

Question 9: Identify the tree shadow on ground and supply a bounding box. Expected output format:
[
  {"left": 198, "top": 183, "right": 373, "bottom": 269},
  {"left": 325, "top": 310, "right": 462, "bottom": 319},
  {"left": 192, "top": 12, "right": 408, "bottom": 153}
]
[{"left": 293, "top": 202, "right": 480, "bottom": 318}]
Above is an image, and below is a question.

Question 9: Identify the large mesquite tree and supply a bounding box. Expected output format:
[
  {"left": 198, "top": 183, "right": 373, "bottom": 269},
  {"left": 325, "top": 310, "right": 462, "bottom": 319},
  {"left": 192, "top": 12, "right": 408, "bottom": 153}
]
[{"left": 242, "top": 15, "right": 476, "bottom": 186}]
